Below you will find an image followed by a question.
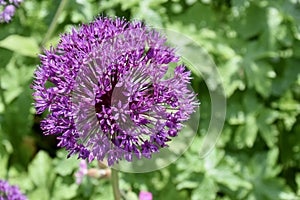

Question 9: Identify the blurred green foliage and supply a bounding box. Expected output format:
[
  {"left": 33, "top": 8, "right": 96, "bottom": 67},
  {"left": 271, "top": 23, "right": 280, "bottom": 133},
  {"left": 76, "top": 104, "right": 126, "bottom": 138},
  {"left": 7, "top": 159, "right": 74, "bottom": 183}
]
[{"left": 0, "top": 0, "right": 300, "bottom": 199}]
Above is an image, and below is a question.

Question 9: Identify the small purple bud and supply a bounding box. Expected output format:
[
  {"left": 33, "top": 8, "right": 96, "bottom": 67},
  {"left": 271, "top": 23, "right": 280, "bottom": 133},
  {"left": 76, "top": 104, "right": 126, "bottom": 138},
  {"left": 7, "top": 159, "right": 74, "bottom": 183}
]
[{"left": 139, "top": 191, "right": 152, "bottom": 200}]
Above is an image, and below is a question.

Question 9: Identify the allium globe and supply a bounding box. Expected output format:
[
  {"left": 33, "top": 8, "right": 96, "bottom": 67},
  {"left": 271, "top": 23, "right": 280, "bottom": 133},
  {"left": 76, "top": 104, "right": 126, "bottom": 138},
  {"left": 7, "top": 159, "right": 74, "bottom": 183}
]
[
  {"left": 32, "top": 17, "right": 198, "bottom": 166},
  {"left": 0, "top": 179, "right": 27, "bottom": 200}
]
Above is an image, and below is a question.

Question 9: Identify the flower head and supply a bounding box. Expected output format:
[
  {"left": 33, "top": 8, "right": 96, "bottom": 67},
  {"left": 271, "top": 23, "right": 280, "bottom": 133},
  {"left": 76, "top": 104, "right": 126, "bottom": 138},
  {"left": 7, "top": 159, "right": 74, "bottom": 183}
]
[
  {"left": 0, "top": 179, "right": 27, "bottom": 200},
  {"left": 32, "top": 17, "right": 198, "bottom": 166},
  {"left": 0, "top": 0, "right": 23, "bottom": 23}
]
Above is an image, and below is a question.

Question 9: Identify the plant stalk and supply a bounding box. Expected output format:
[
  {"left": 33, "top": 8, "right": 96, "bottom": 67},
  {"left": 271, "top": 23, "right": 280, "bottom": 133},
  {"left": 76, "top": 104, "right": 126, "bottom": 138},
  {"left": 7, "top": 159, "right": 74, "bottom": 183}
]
[
  {"left": 111, "top": 168, "right": 121, "bottom": 200},
  {"left": 41, "top": 0, "right": 69, "bottom": 46}
]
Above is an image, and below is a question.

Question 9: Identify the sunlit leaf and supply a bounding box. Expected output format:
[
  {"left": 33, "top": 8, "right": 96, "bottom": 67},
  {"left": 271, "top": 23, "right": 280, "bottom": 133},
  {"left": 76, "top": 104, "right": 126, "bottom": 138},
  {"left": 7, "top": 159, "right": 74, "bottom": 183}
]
[
  {"left": 28, "top": 151, "right": 55, "bottom": 188},
  {"left": 0, "top": 35, "right": 39, "bottom": 57}
]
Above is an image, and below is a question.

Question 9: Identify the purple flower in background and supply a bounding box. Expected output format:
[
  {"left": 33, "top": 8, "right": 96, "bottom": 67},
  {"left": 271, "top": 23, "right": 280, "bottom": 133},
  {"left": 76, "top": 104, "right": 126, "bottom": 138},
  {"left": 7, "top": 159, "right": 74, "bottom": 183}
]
[
  {"left": 74, "top": 160, "right": 88, "bottom": 184},
  {"left": 0, "top": 179, "right": 27, "bottom": 200},
  {"left": 32, "top": 17, "right": 198, "bottom": 166},
  {"left": 0, "top": 0, "right": 23, "bottom": 23},
  {"left": 0, "top": 5, "right": 15, "bottom": 22},
  {"left": 139, "top": 191, "right": 152, "bottom": 200}
]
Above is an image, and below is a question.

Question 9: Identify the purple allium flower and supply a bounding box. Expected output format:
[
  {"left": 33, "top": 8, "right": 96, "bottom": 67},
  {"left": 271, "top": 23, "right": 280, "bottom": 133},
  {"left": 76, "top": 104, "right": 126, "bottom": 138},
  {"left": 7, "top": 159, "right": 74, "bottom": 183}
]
[
  {"left": 32, "top": 17, "right": 198, "bottom": 166},
  {"left": 0, "top": 0, "right": 23, "bottom": 23},
  {"left": 139, "top": 191, "right": 152, "bottom": 200},
  {"left": 74, "top": 160, "right": 88, "bottom": 184},
  {"left": 0, "top": 179, "right": 27, "bottom": 200}
]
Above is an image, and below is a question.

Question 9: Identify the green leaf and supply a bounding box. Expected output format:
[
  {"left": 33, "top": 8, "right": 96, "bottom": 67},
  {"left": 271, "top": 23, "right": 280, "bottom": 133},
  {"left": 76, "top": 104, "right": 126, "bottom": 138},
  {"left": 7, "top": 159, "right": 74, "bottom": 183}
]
[
  {"left": 234, "top": 114, "right": 258, "bottom": 148},
  {"left": 233, "top": 4, "right": 267, "bottom": 39},
  {"left": 1, "top": 57, "right": 35, "bottom": 105},
  {"left": 0, "top": 153, "right": 9, "bottom": 178},
  {"left": 220, "top": 56, "right": 245, "bottom": 97},
  {"left": 296, "top": 173, "right": 300, "bottom": 196},
  {"left": 203, "top": 149, "right": 225, "bottom": 170},
  {"left": 243, "top": 61, "right": 273, "bottom": 98},
  {"left": 191, "top": 176, "right": 217, "bottom": 200},
  {"left": 125, "top": 191, "right": 139, "bottom": 200},
  {"left": 172, "top": 2, "right": 216, "bottom": 29},
  {"left": 210, "top": 167, "right": 251, "bottom": 191},
  {"left": 0, "top": 48, "right": 13, "bottom": 69},
  {"left": 252, "top": 179, "right": 287, "bottom": 200},
  {"left": 54, "top": 155, "right": 80, "bottom": 176},
  {"left": 28, "top": 187, "right": 50, "bottom": 200},
  {"left": 272, "top": 91, "right": 300, "bottom": 130},
  {"left": 257, "top": 109, "right": 279, "bottom": 148},
  {"left": 176, "top": 179, "right": 199, "bottom": 190},
  {"left": 0, "top": 35, "right": 39, "bottom": 57},
  {"left": 233, "top": 149, "right": 295, "bottom": 200},
  {"left": 272, "top": 59, "right": 300, "bottom": 96},
  {"left": 258, "top": 123, "right": 279, "bottom": 148},
  {"left": 7, "top": 166, "right": 34, "bottom": 192},
  {"left": 28, "top": 151, "right": 55, "bottom": 188},
  {"left": 120, "top": 0, "right": 139, "bottom": 10},
  {"left": 227, "top": 95, "right": 245, "bottom": 125},
  {"left": 2, "top": 88, "right": 35, "bottom": 166},
  {"left": 133, "top": 7, "right": 162, "bottom": 27},
  {"left": 51, "top": 177, "right": 78, "bottom": 200},
  {"left": 242, "top": 149, "right": 281, "bottom": 180},
  {"left": 242, "top": 90, "right": 262, "bottom": 114}
]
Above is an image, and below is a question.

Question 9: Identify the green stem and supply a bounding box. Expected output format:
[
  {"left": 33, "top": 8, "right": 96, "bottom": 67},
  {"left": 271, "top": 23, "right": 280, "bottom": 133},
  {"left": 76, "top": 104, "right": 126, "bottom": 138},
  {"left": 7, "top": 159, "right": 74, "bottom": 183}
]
[
  {"left": 111, "top": 168, "right": 121, "bottom": 200},
  {"left": 41, "top": 0, "right": 69, "bottom": 46}
]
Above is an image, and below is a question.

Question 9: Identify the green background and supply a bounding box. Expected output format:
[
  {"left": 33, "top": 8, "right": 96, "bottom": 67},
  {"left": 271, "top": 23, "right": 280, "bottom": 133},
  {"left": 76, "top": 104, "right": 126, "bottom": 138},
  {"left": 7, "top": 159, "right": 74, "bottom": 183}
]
[{"left": 0, "top": 0, "right": 299, "bottom": 199}]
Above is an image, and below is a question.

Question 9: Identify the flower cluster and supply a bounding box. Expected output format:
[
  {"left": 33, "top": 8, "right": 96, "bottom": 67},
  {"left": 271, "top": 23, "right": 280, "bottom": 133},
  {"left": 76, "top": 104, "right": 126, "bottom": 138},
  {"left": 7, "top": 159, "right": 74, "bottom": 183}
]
[
  {"left": 32, "top": 17, "right": 198, "bottom": 166},
  {"left": 0, "top": 0, "right": 23, "bottom": 23},
  {"left": 0, "top": 179, "right": 27, "bottom": 200}
]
